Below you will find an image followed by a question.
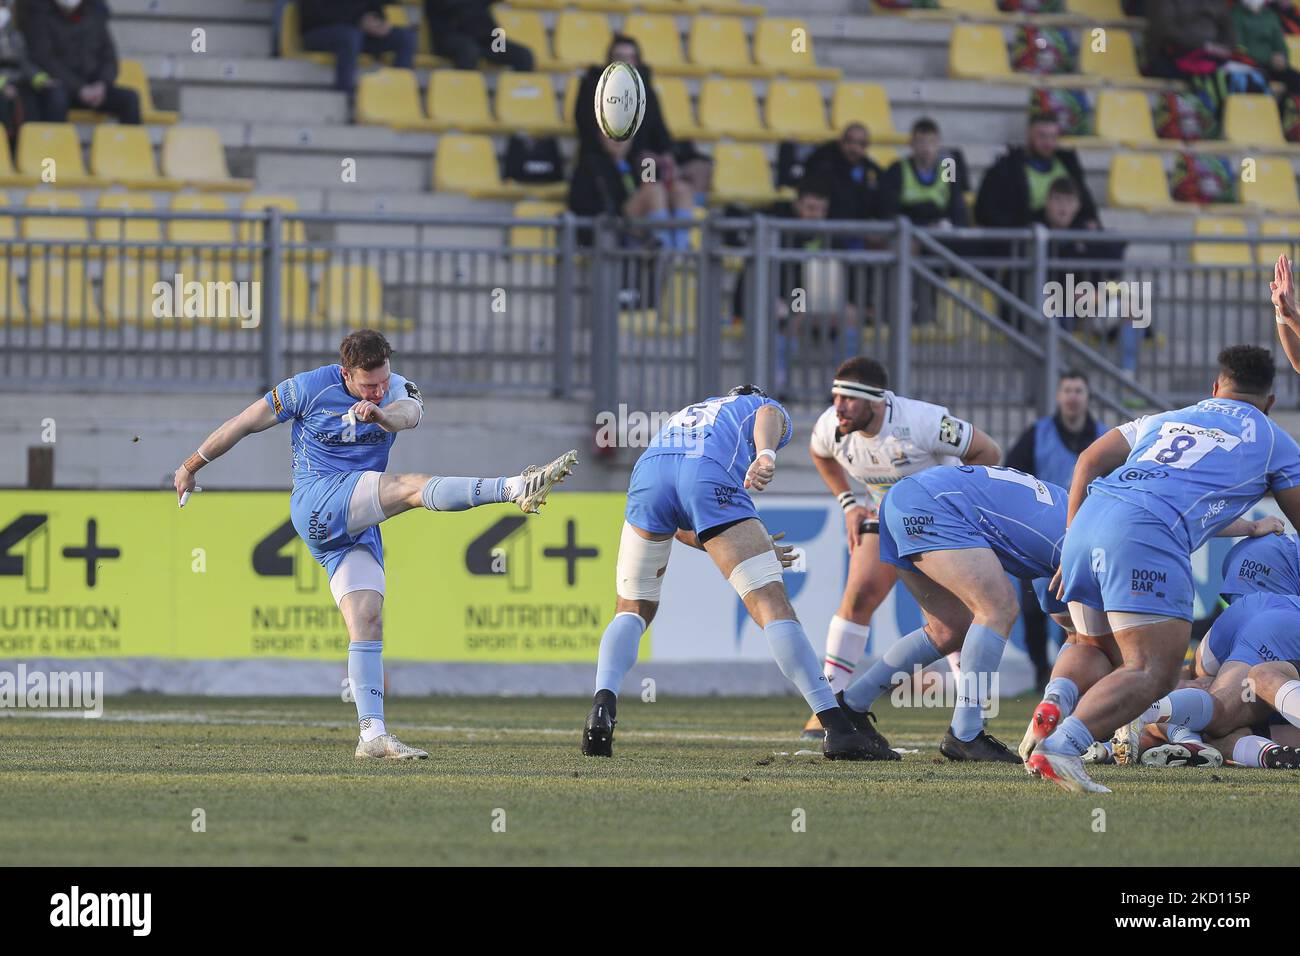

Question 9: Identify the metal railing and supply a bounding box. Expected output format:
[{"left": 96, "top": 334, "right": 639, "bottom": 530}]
[{"left": 1, "top": 205, "right": 1293, "bottom": 448}]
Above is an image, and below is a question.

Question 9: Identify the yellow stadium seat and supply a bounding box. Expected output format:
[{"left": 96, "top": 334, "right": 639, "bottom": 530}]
[
  {"left": 432, "top": 134, "right": 528, "bottom": 199},
  {"left": 1223, "top": 94, "right": 1288, "bottom": 149},
  {"left": 1067, "top": 0, "right": 1126, "bottom": 19},
  {"left": 652, "top": 76, "right": 711, "bottom": 140},
  {"left": 23, "top": 191, "right": 88, "bottom": 245},
  {"left": 1080, "top": 29, "right": 1163, "bottom": 87},
  {"left": 553, "top": 11, "right": 613, "bottom": 67},
  {"left": 491, "top": 9, "right": 567, "bottom": 71},
  {"left": 688, "top": 16, "right": 771, "bottom": 78},
  {"left": 1191, "top": 216, "right": 1252, "bottom": 265},
  {"left": 0, "top": 260, "right": 25, "bottom": 324},
  {"left": 709, "top": 143, "right": 778, "bottom": 205},
  {"left": 238, "top": 195, "right": 322, "bottom": 261},
  {"left": 168, "top": 194, "right": 234, "bottom": 251},
  {"left": 1258, "top": 219, "right": 1299, "bottom": 265},
  {"left": 426, "top": 70, "right": 500, "bottom": 133},
  {"left": 0, "top": 134, "right": 35, "bottom": 187},
  {"left": 119, "top": 59, "right": 178, "bottom": 125},
  {"left": 1288, "top": 34, "right": 1300, "bottom": 67},
  {"left": 101, "top": 258, "right": 158, "bottom": 326},
  {"left": 357, "top": 67, "right": 435, "bottom": 131},
  {"left": 1107, "top": 153, "right": 1178, "bottom": 211},
  {"left": 16, "top": 123, "right": 94, "bottom": 186},
  {"left": 280, "top": 2, "right": 339, "bottom": 64},
  {"left": 1240, "top": 157, "right": 1300, "bottom": 213},
  {"left": 495, "top": 73, "right": 567, "bottom": 135},
  {"left": 1093, "top": 90, "right": 1157, "bottom": 147},
  {"left": 162, "top": 127, "right": 254, "bottom": 192},
  {"left": 753, "top": 18, "right": 841, "bottom": 79},
  {"left": 623, "top": 14, "right": 705, "bottom": 77},
  {"left": 831, "top": 82, "right": 907, "bottom": 144},
  {"left": 765, "top": 80, "right": 831, "bottom": 141},
  {"left": 698, "top": 78, "right": 767, "bottom": 140},
  {"left": 28, "top": 257, "right": 100, "bottom": 326},
  {"left": 949, "top": 25, "right": 1023, "bottom": 83},
  {"left": 250, "top": 261, "right": 314, "bottom": 324},
  {"left": 95, "top": 192, "right": 161, "bottom": 245},
  {"left": 319, "top": 263, "right": 412, "bottom": 331},
  {"left": 510, "top": 200, "right": 565, "bottom": 251},
  {"left": 91, "top": 125, "right": 182, "bottom": 190}
]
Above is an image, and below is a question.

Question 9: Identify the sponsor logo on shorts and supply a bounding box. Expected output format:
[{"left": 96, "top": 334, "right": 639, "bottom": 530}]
[
  {"left": 1257, "top": 643, "right": 1282, "bottom": 662},
  {"left": 1130, "top": 568, "right": 1166, "bottom": 597},
  {"left": 902, "top": 514, "right": 934, "bottom": 537},
  {"left": 713, "top": 484, "right": 739, "bottom": 507},
  {"left": 1238, "top": 559, "right": 1272, "bottom": 581},
  {"left": 308, "top": 509, "right": 329, "bottom": 542}
]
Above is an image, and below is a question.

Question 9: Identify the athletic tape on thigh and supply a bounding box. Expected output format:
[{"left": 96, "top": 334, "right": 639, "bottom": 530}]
[
  {"left": 727, "top": 549, "right": 785, "bottom": 599},
  {"left": 1068, "top": 602, "right": 1110, "bottom": 638},
  {"left": 330, "top": 548, "right": 386, "bottom": 606},
  {"left": 615, "top": 522, "right": 673, "bottom": 601},
  {"left": 346, "top": 470, "right": 385, "bottom": 536},
  {"left": 1107, "top": 611, "right": 1173, "bottom": 632}
]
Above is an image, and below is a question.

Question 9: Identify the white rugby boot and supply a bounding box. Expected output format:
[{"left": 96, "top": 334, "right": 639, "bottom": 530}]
[
  {"left": 517, "top": 450, "right": 579, "bottom": 514},
  {"left": 354, "top": 733, "right": 429, "bottom": 759}
]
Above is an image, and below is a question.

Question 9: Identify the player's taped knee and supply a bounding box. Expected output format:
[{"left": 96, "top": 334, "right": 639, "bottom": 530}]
[
  {"left": 615, "top": 522, "right": 673, "bottom": 601},
  {"left": 727, "top": 550, "right": 785, "bottom": 599}
]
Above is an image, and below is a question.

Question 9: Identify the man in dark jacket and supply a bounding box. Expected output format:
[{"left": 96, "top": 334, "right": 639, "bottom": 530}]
[
  {"left": 424, "top": 0, "right": 532, "bottom": 71},
  {"left": 1003, "top": 369, "right": 1106, "bottom": 692},
  {"left": 567, "top": 130, "right": 695, "bottom": 248},
  {"left": 300, "top": 0, "right": 414, "bottom": 97},
  {"left": 975, "top": 114, "right": 1099, "bottom": 229},
  {"left": 880, "top": 117, "right": 968, "bottom": 227},
  {"left": 20, "top": 0, "right": 136, "bottom": 123},
  {"left": 0, "top": 0, "right": 63, "bottom": 133},
  {"left": 802, "top": 122, "right": 883, "bottom": 225},
  {"left": 575, "top": 35, "right": 678, "bottom": 185}
]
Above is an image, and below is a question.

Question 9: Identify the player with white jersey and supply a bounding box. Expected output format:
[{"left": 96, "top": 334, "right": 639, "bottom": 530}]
[
  {"left": 1029, "top": 345, "right": 1300, "bottom": 793},
  {"left": 580, "top": 385, "right": 879, "bottom": 761},
  {"left": 799, "top": 356, "right": 1001, "bottom": 744},
  {"left": 172, "top": 330, "right": 578, "bottom": 759}
]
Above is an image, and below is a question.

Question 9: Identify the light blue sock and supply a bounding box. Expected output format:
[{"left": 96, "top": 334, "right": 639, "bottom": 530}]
[
  {"left": 1044, "top": 676, "right": 1079, "bottom": 717},
  {"left": 1164, "top": 687, "right": 1215, "bottom": 731},
  {"left": 594, "top": 612, "right": 646, "bottom": 694},
  {"left": 348, "top": 640, "right": 385, "bottom": 740},
  {"left": 764, "top": 619, "right": 837, "bottom": 714},
  {"left": 1041, "top": 715, "right": 1094, "bottom": 756},
  {"left": 951, "top": 623, "right": 1008, "bottom": 741},
  {"left": 843, "top": 627, "right": 941, "bottom": 712},
  {"left": 421, "top": 475, "right": 508, "bottom": 511}
]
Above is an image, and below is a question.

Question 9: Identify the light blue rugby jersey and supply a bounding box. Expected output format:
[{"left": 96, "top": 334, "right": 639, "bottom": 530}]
[
  {"left": 640, "top": 393, "right": 794, "bottom": 486},
  {"left": 264, "top": 364, "right": 423, "bottom": 483},
  {"left": 1087, "top": 398, "right": 1300, "bottom": 552}
]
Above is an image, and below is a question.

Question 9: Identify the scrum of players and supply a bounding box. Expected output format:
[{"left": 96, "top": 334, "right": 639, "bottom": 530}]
[{"left": 584, "top": 254, "right": 1300, "bottom": 793}]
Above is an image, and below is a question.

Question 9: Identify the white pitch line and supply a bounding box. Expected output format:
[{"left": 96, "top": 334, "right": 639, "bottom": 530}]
[{"left": 0, "top": 708, "right": 936, "bottom": 748}]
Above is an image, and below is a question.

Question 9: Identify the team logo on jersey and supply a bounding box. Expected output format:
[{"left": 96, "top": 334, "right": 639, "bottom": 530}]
[
  {"left": 1118, "top": 468, "right": 1168, "bottom": 482},
  {"left": 1201, "top": 499, "right": 1227, "bottom": 528},
  {"left": 405, "top": 381, "right": 424, "bottom": 406},
  {"left": 938, "top": 416, "right": 965, "bottom": 449}
]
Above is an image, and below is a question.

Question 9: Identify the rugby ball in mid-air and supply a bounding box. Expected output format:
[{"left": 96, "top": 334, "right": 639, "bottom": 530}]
[{"left": 594, "top": 61, "right": 646, "bottom": 142}]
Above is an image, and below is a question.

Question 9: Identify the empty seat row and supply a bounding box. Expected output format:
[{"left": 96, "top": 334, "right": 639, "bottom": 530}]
[
  {"left": 1092, "top": 90, "right": 1300, "bottom": 153},
  {"left": 0, "top": 124, "right": 251, "bottom": 192},
  {"left": 1107, "top": 152, "right": 1300, "bottom": 213},
  {"left": 1189, "top": 216, "right": 1300, "bottom": 265},
  {"left": 950, "top": 23, "right": 1161, "bottom": 88}
]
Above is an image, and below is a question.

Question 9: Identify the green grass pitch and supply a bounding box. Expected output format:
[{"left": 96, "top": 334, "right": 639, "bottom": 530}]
[{"left": 1, "top": 695, "right": 1295, "bottom": 866}]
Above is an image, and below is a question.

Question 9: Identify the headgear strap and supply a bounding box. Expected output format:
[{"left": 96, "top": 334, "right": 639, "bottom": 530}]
[{"left": 831, "top": 379, "right": 887, "bottom": 402}]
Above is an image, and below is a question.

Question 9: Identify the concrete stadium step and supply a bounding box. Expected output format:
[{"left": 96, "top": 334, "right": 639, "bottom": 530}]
[
  {"left": 113, "top": 19, "right": 270, "bottom": 57},
  {"left": 114, "top": 0, "right": 274, "bottom": 22},
  {"left": 136, "top": 54, "right": 331, "bottom": 89},
  {"left": 180, "top": 85, "right": 347, "bottom": 124},
  {"left": 255, "top": 151, "right": 429, "bottom": 193}
]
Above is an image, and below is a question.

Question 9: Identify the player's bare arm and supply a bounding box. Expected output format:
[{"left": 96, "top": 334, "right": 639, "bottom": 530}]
[
  {"left": 959, "top": 427, "right": 1001, "bottom": 466},
  {"left": 1271, "top": 254, "right": 1300, "bottom": 374},
  {"left": 744, "top": 404, "right": 785, "bottom": 491},
  {"left": 352, "top": 397, "right": 421, "bottom": 433},
  {"left": 1065, "top": 426, "right": 1130, "bottom": 525},
  {"left": 675, "top": 528, "right": 797, "bottom": 567},
  {"left": 172, "top": 398, "right": 279, "bottom": 504},
  {"left": 811, "top": 449, "right": 871, "bottom": 553},
  {"left": 1216, "top": 516, "right": 1285, "bottom": 538},
  {"left": 1271, "top": 485, "right": 1300, "bottom": 538}
]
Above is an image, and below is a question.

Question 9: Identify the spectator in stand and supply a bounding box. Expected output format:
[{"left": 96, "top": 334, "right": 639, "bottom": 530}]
[
  {"left": 1003, "top": 369, "right": 1107, "bottom": 693},
  {"left": 1233, "top": 0, "right": 1300, "bottom": 93},
  {"left": 21, "top": 0, "right": 137, "bottom": 123},
  {"left": 567, "top": 128, "right": 695, "bottom": 250},
  {"left": 0, "top": 0, "right": 63, "bottom": 135},
  {"left": 802, "top": 122, "right": 884, "bottom": 226},
  {"left": 880, "top": 117, "right": 968, "bottom": 227},
  {"left": 975, "top": 113, "right": 1099, "bottom": 230},
  {"left": 424, "top": 0, "right": 532, "bottom": 72},
  {"left": 299, "top": 0, "right": 414, "bottom": 101},
  {"left": 1145, "top": 0, "right": 1265, "bottom": 89}
]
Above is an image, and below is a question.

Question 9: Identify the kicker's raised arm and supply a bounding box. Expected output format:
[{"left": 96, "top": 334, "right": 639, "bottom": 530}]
[{"left": 172, "top": 398, "right": 279, "bottom": 505}]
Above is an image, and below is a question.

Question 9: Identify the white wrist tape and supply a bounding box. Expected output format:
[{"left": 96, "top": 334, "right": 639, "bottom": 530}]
[
  {"left": 197, "top": 449, "right": 211, "bottom": 463},
  {"left": 757, "top": 448, "right": 776, "bottom": 463},
  {"left": 837, "top": 490, "right": 857, "bottom": 513}
]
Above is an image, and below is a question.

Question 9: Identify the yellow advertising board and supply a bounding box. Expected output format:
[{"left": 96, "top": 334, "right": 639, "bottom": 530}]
[{"left": 0, "top": 491, "right": 630, "bottom": 661}]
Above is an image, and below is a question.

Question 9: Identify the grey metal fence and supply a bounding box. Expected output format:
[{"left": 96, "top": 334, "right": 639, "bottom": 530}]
[{"left": 2, "top": 204, "right": 1292, "bottom": 449}]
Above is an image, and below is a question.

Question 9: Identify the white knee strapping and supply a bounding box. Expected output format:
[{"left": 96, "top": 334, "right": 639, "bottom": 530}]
[
  {"left": 1107, "top": 611, "right": 1173, "bottom": 632},
  {"left": 330, "top": 547, "right": 386, "bottom": 606},
  {"left": 615, "top": 522, "right": 673, "bottom": 601},
  {"left": 1068, "top": 602, "right": 1110, "bottom": 638},
  {"left": 1197, "top": 635, "right": 1221, "bottom": 677},
  {"left": 345, "top": 470, "right": 386, "bottom": 535},
  {"left": 728, "top": 550, "right": 785, "bottom": 599}
]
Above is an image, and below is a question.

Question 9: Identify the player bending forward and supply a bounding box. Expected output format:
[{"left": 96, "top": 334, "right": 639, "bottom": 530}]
[
  {"left": 1019, "top": 514, "right": 1282, "bottom": 769},
  {"left": 173, "top": 330, "right": 578, "bottom": 759},
  {"left": 799, "top": 357, "right": 1000, "bottom": 743},
  {"left": 840, "top": 464, "right": 1073, "bottom": 762},
  {"left": 1029, "top": 345, "right": 1300, "bottom": 793},
  {"left": 581, "top": 386, "right": 878, "bottom": 760}
]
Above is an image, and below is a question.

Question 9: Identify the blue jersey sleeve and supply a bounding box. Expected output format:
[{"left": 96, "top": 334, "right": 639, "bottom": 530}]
[
  {"left": 1267, "top": 425, "right": 1300, "bottom": 493},
  {"left": 385, "top": 372, "right": 424, "bottom": 426},
  {"left": 264, "top": 369, "right": 312, "bottom": 424}
]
